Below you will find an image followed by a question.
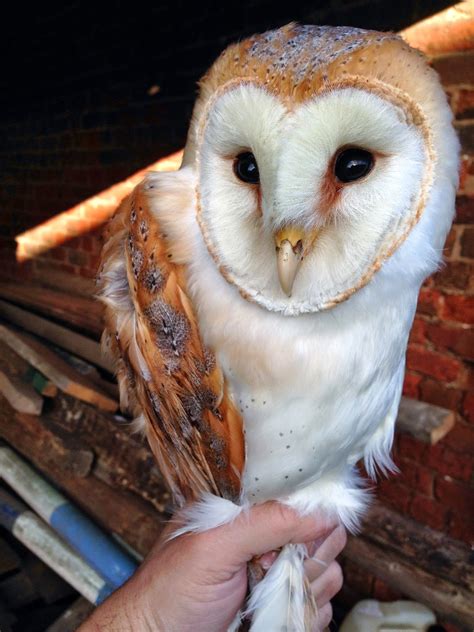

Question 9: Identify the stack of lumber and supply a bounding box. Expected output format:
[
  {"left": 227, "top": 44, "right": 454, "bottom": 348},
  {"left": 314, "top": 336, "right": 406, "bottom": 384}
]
[{"left": 0, "top": 282, "right": 470, "bottom": 629}]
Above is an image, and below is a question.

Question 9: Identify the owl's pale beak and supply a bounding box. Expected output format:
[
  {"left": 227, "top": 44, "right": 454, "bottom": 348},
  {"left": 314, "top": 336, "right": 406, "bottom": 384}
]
[{"left": 275, "top": 227, "right": 319, "bottom": 296}]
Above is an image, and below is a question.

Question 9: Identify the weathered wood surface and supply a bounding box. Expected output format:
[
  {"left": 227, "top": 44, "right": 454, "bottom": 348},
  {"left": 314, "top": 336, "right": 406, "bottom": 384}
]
[
  {"left": 0, "top": 282, "right": 103, "bottom": 338},
  {"left": 0, "top": 401, "right": 94, "bottom": 479},
  {"left": 343, "top": 502, "right": 474, "bottom": 628},
  {"left": 0, "top": 395, "right": 166, "bottom": 555},
  {"left": 360, "top": 503, "right": 473, "bottom": 592},
  {"left": 0, "top": 324, "right": 117, "bottom": 412},
  {"left": 0, "top": 369, "right": 43, "bottom": 415},
  {"left": 0, "top": 299, "right": 114, "bottom": 372},
  {"left": 48, "top": 393, "right": 170, "bottom": 513},
  {"left": 0, "top": 341, "right": 57, "bottom": 398},
  {"left": 344, "top": 537, "right": 473, "bottom": 627},
  {"left": 396, "top": 397, "right": 456, "bottom": 444}
]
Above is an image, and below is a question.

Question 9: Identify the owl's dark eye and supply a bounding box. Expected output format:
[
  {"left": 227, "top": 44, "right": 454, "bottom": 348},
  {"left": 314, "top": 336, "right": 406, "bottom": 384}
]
[
  {"left": 334, "top": 147, "right": 374, "bottom": 183},
  {"left": 233, "top": 152, "right": 260, "bottom": 184}
]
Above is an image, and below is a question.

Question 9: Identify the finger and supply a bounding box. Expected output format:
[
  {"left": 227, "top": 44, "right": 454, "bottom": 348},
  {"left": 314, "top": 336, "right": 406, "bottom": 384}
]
[
  {"left": 305, "top": 525, "right": 347, "bottom": 582},
  {"left": 311, "top": 561, "right": 343, "bottom": 608},
  {"left": 217, "top": 502, "right": 338, "bottom": 564},
  {"left": 314, "top": 603, "right": 332, "bottom": 631}
]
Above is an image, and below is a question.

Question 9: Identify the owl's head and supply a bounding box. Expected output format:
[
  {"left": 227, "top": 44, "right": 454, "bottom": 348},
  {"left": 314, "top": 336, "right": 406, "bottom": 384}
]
[{"left": 185, "top": 24, "right": 458, "bottom": 315}]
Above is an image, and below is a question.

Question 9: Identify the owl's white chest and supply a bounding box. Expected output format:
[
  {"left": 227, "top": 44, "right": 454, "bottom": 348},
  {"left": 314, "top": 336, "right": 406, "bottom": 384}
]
[{"left": 189, "top": 249, "right": 418, "bottom": 516}]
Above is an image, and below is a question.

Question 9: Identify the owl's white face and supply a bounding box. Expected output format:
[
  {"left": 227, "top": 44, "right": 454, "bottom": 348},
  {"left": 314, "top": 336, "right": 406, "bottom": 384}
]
[{"left": 196, "top": 80, "right": 433, "bottom": 315}]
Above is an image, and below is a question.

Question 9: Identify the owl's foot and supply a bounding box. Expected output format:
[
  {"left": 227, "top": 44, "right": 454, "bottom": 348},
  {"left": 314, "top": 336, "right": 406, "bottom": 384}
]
[{"left": 245, "top": 543, "right": 317, "bottom": 632}]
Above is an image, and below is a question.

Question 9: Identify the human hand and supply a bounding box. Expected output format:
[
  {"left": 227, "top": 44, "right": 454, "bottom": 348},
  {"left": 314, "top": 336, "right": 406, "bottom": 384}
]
[{"left": 79, "top": 502, "right": 346, "bottom": 631}]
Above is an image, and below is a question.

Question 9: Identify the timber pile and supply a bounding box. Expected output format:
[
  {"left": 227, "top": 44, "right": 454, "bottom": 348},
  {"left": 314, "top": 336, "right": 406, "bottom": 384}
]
[{"left": 0, "top": 283, "right": 469, "bottom": 628}]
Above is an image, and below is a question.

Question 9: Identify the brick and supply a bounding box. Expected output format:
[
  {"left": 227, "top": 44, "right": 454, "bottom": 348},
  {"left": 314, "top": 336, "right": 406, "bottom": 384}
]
[
  {"left": 67, "top": 249, "right": 89, "bottom": 267},
  {"left": 408, "top": 318, "right": 426, "bottom": 344},
  {"left": 397, "top": 458, "right": 417, "bottom": 488},
  {"left": 455, "top": 88, "right": 474, "bottom": 120},
  {"left": 443, "top": 420, "right": 474, "bottom": 453},
  {"left": 442, "top": 225, "right": 457, "bottom": 257},
  {"left": 419, "top": 378, "right": 463, "bottom": 411},
  {"left": 425, "top": 323, "right": 474, "bottom": 361},
  {"left": 456, "top": 195, "right": 474, "bottom": 223},
  {"left": 433, "top": 261, "right": 472, "bottom": 292},
  {"left": 463, "top": 391, "right": 474, "bottom": 424},
  {"left": 442, "top": 294, "right": 474, "bottom": 325},
  {"left": 50, "top": 247, "right": 66, "bottom": 262},
  {"left": 447, "top": 512, "right": 473, "bottom": 544},
  {"left": 406, "top": 345, "right": 463, "bottom": 383},
  {"left": 432, "top": 445, "right": 473, "bottom": 481},
  {"left": 423, "top": 441, "right": 445, "bottom": 470},
  {"left": 460, "top": 226, "right": 474, "bottom": 258},
  {"left": 81, "top": 235, "right": 94, "bottom": 252},
  {"left": 402, "top": 371, "right": 422, "bottom": 398},
  {"left": 377, "top": 479, "right": 412, "bottom": 514},
  {"left": 416, "top": 466, "right": 434, "bottom": 497},
  {"left": 457, "top": 122, "right": 474, "bottom": 154},
  {"left": 398, "top": 433, "right": 427, "bottom": 462},
  {"left": 434, "top": 475, "right": 474, "bottom": 515},
  {"left": 372, "top": 577, "right": 403, "bottom": 601},
  {"left": 409, "top": 494, "right": 448, "bottom": 531},
  {"left": 416, "top": 288, "right": 443, "bottom": 317},
  {"left": 432, "top": 52, "right": 474, "bottom": 85}
]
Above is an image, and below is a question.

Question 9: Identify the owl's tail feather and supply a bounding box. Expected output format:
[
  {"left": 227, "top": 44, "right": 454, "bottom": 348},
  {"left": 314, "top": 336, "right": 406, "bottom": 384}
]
[{"left": 245, "top": 543, "right": 317, "bottom": 632}]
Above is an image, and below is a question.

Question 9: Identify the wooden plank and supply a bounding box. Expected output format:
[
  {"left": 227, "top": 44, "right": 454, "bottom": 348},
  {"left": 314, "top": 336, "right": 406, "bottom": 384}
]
[
  {"left": 0, "top": 404, "right": 94, "bottom": 479},
  {"left": 360, "top": 503, "right": 473, "bottom": 592},
  {"left": 49, "top": 393, "right": 170, "bottom": 514},
  {"left": 0, "top": 342, "right": 57, "bottom": 398},
  {"left": 0, "top": 396, "right": 165, "bottom": 555},
  {"left": 0, "top": 324, "right": 117, "bottom": 412},
  {"left": 344, "top": 537, "right": 474, "bottom": 628},
  {"left": 0, "top": 282, "right": 103, "bottom": 338},
  {"left": 0, "top": 370, "right": 43, "bottom": 415},
  {"left": 396, "top": 396, "right": 456, "bottom": 444},
  {"left": 0, "top": 300, "right": 114, "bottom": 373},
  {"left": 32, "top": 268, "right": 96, "bottom": 298}
]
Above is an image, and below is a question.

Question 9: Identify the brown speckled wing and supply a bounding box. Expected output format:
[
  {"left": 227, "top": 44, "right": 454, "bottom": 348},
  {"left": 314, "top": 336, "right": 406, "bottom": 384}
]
[{"left": 98, "top": 178, "right": 244, "bottom": 506}]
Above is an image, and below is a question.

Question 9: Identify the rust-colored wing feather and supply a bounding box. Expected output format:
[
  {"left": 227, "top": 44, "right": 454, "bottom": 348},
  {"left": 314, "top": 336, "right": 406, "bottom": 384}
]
[{"left": 98, "top": 175, "right": 244, "bottom": 506}]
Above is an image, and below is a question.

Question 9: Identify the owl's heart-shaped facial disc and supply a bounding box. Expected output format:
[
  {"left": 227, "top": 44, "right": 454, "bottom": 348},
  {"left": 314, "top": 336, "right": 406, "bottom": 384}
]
[{"left": 195, "top": 77, "right": 434, "bottom": 315}]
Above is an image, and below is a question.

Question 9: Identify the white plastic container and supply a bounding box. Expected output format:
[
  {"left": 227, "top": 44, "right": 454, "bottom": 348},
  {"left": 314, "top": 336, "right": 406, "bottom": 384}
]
[{"left": 339, "top": 599, "right": 437, "bottom": 632}]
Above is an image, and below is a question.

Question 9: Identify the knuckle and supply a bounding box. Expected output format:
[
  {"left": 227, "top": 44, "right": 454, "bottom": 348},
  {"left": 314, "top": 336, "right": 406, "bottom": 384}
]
[
  {"left": 333, "top": 525, "right": 348, "bottom": 552},
  {"left": 328, "top": 561, "right": 344, "bottom": 595},
  {"left": 318, "top": 603, "right": 333, "bottom": 629}
]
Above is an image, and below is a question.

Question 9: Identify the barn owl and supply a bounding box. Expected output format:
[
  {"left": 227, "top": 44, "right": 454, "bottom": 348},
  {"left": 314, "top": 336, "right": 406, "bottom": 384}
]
[{"left": 98, "top": 23, "right": 459, "bottom": 631}]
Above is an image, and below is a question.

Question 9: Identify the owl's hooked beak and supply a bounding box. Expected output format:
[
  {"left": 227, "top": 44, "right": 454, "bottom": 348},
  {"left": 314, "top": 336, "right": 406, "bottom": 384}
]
[{"left": 275, "top": 227, "right": 319, "bottom": 296}]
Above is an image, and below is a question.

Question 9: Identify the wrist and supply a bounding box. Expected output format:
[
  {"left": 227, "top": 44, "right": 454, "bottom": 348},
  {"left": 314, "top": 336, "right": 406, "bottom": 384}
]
[{"left": 78, "top": 579, "right": 157, "bottom": 632}]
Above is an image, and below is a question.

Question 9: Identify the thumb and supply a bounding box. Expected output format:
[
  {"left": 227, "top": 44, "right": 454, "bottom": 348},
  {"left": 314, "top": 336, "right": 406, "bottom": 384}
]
[{"left": 216, "top": 501, "right": 338, "bottom": 564}]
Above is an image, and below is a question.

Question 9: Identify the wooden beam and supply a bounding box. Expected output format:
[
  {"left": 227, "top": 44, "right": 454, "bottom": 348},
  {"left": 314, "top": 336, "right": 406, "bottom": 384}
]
[
  {"left": 361, "top": 503, "right": 472, "bottom": 592},
  {"left": 0, "top": 282, "right": 103, "bottom": 338},
  {"left": 344, "top": 537, "right": 473, "bottom": 628},
  {"left": 343, "top": 503, "right": 474, "bottom": 628},
  {"left": 0, "top": 300, "right": 114, "bottom": 373},
  {"left": 0, "top": 370, "right": 43, "bottom": 415},
  {"left": 0, "top": 343, "right": 57, "bottom": 398},
  {"left": 0, "top": 325, "right": 117, "bottom": 412},
  {"left": 396, "top": 397, "right": 456, "bottom": 444},
  {"left": 49, "top": 393, "right": 169, "bottom": 514},
  {"left": 0, "top": 400, "right": 94, "bottom": 479},
  {"left": 0, "top": 396, "right": 164, "bottom": 555}
]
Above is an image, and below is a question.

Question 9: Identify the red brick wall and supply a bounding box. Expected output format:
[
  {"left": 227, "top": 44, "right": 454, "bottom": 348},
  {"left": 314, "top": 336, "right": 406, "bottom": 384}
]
[{"left": 376, "top": 50, "right": 474, "bottom": 547}]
